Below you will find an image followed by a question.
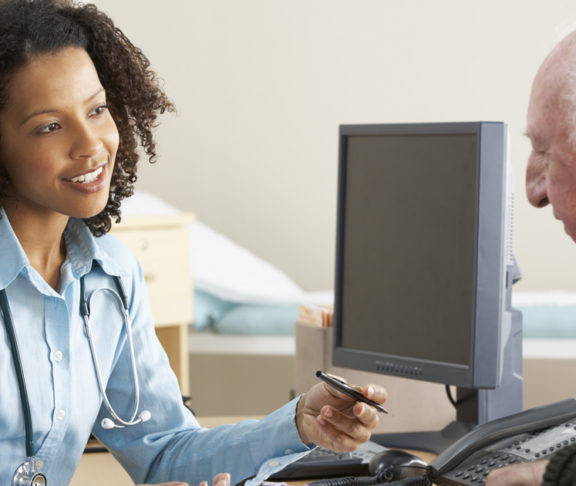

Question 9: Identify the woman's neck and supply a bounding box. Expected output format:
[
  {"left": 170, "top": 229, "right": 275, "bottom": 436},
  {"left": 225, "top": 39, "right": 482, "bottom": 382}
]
[{"left": 3, "top": 203, "right": 69, "bottom": 291}]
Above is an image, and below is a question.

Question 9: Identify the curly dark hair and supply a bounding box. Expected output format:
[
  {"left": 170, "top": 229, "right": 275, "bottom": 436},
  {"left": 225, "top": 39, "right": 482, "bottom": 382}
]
[{"left": 0, "top": 0, "right": 174, "bottom": 235}]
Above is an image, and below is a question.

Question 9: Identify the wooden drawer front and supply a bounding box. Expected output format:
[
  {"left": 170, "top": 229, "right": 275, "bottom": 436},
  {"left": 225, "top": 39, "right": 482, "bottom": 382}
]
[{"left": 113, "top": 226, "right": 193, "bottom": 326}]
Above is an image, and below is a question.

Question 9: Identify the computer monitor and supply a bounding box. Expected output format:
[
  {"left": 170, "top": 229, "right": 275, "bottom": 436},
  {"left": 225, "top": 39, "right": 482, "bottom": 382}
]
[{"left": 333, "top": 122, "right": 523, "bottom": 452}]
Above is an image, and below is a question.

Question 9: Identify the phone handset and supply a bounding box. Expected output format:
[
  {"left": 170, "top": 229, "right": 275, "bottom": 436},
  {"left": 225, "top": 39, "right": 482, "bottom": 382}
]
[{"left": 429, "top": 398, "right": 576, "bottom": 480}]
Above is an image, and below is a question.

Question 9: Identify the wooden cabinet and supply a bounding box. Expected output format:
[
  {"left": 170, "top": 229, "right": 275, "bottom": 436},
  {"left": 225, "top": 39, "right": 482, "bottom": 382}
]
[{"left": 110, "top": 213, "right": 194, "bottom": 396}]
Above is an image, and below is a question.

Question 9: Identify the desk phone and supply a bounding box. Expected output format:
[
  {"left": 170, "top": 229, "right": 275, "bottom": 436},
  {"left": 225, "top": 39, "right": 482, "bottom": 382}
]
[
  {"left": 429, "top": 399, "right": 576, "bottom": 485},
  {"left": 271, "top": 400, "right": 576, "bottom": 486}
]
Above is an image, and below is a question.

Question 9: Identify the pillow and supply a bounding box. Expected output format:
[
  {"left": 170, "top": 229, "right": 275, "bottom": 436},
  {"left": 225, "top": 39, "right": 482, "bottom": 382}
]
[
  {"left": 513, "top": 291, "right": 576, "bottom": 339},
  {"left": 193, "top": 223, "right": 304, "bottom": 304},
  {"left": 123, "top": 191, "right": 306, "bottom": 304},
  {"left": 121, "top": 191, "right": 181, "bottom": 216},
  {"left": 193, "top": 290, "right": 235, "bottom": 330},
  {"left": 213, "top": 303, "right": 299, "bottom": 335},
  {"left": 519, "top": 305, "right": 576, "bottom": 339}
]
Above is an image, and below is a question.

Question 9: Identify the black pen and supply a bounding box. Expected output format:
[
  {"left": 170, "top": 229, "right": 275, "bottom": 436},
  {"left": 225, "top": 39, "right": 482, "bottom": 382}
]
[{"left": 316, "top": 370, "right": 388, "bottom": 414}]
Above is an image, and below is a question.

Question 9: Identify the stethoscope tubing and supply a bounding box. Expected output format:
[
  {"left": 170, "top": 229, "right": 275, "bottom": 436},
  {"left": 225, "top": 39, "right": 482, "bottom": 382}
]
[
  {"left": 80, "top": 279, "right": 143, "bottom": 427},
  {"left": 0, "top": 288, "right": 35, "bottom": 458}
]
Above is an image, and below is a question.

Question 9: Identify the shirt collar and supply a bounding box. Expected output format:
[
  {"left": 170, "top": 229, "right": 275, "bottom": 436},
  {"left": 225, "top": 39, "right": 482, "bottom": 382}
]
[
  {"left": 63, "top": 218, "right": 128, "bottom": 280},
  {"left": 0, "top": 208, "right": 128, "bottom": 291},
  {"left": 0, "top": 207, "right": 30, "bottom": 289}
]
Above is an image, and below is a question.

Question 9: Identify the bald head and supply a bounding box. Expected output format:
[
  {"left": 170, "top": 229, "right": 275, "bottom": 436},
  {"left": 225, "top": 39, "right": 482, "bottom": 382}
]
[
  {"left": 539, "top": 30, "right": 576, "bottom": 73},
  {"left": 531, "top": 31, "right": 576, "bottom": 142},
  {"left": 525, "top": 29, "right": 576, "bottom": 242}
]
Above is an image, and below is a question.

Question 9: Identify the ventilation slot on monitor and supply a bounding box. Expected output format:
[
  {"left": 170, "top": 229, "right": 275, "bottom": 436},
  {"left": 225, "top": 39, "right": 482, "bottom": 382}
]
[{"left": 376, "top": 361, "right": 424, "bottom": 378}]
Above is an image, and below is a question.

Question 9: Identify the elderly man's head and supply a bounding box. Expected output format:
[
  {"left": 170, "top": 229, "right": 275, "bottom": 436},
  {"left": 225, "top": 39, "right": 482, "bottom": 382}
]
[{"left": 526, "top": 31, "right": 576, "bottom": 242}]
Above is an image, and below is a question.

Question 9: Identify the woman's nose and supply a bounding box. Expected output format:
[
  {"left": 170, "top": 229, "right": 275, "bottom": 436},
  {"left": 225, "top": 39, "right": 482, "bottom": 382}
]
[
  {"left": 69, "top": 121, "right": 103, "bottom": 159},
  {"left": 525, "top": 151, "right": 549, "bottom": 208}
]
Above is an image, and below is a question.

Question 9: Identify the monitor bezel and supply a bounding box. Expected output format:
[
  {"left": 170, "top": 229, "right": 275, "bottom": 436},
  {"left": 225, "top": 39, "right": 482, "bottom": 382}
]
[{"left": 332, "top": 122, "right": 508, "bottom": 389}]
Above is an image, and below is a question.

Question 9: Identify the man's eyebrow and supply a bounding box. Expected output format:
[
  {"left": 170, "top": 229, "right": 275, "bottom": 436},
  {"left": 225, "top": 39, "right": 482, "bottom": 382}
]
[{"left": 19, "top": 87, "right": 106, "bottom": 126}]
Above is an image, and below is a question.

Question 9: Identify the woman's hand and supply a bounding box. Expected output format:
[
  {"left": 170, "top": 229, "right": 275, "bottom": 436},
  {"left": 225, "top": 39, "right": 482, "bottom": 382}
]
[
  {"left": 136, "top": 472, "right": 231, "bottom": 486},
  {"left": 295, "top": 379, "right": 387, "bottom": 451}
]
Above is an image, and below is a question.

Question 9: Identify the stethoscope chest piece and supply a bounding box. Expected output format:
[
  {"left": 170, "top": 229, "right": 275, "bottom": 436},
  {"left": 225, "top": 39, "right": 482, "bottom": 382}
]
[{"left": 13, "top": 459, "right": 47, "bottom": 486}]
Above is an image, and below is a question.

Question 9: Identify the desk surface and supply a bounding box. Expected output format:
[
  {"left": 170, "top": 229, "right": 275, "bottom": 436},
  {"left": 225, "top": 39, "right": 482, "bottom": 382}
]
[{"left": 71, "top": 416, "right": 435, "bottom": 486}]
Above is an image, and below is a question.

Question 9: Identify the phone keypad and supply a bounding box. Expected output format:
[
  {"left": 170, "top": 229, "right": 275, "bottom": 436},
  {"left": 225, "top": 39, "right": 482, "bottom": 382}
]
[
  {"left": 439, "top": 421, "right": 576, "bottom": 485},
  {"left": 447, "top": 452, "right": 523, "bottom": 484}
]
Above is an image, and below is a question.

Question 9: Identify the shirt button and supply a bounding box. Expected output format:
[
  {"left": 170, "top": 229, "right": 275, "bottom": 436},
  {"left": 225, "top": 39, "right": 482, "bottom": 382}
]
[
  {"left": 268, "top": 460, "right": 280, "bottom": 467},
  {"left": 52, "top": 351, "right": 64, "bottom": 362},
  {"left": 56, "top": 409, "right": 66, "bottom": 420},
  {"left": 35, "top": 459, "right": 45, "bottom": 469}
]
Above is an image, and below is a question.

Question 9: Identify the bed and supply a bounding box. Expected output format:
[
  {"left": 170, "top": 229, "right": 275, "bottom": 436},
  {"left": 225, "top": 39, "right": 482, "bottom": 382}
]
[
  {"left": 514, "top": 292, "right": 576, "bottom": 409},
  {"left": 123, "top": 192, "right": 576, "bottom": 416}
]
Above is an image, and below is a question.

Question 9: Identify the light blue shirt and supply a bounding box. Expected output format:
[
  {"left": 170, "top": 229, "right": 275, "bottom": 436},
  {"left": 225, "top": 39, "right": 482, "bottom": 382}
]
[{"left": 0, "top": 209, "right": 311, "bottom": 485}]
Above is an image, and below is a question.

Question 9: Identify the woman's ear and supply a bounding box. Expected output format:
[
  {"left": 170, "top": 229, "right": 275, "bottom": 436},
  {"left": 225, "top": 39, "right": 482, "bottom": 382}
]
[{"left": 0, "top": 163, "right": 11, "bottom": 198}]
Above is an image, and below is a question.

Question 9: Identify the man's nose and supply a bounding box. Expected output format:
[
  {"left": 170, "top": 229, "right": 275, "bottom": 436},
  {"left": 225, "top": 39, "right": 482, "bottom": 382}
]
[{"left": 525, "top": 151, "right": 549, "bottom": 208}]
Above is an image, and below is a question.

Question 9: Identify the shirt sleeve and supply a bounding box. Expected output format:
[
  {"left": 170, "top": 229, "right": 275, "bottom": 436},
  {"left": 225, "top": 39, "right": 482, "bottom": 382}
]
[
  {"left": 144, "top": 398, "right": 313, "bottom": 485},
  {"left": 93, "top": 260, "right": 312, "bottom": 485},
  {"left": 543, "top": 444, "right": 576, "bottom": 485}
]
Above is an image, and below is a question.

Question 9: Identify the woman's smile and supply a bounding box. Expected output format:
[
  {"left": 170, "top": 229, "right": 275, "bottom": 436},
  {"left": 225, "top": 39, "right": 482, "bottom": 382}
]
[{"left": 65, "top": 164, "right": 104, "bottom": 184}]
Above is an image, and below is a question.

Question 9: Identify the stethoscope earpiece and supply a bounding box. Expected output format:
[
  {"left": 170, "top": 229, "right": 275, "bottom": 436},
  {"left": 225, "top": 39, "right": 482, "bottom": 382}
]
[
  {"left": 139, "top": 410, "right": 152, "bottom": 422},
  {"left": 101, "top": 418, "right": 116, "bottom": 430},
  {"left": 101, "top": 410, "right": 151, "bottom": 429}
]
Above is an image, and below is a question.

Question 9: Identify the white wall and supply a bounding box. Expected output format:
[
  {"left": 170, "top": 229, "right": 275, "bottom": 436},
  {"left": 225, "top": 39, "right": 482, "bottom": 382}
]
[{"left": 92, "top": 0, "right": 576, "bottom": 292}]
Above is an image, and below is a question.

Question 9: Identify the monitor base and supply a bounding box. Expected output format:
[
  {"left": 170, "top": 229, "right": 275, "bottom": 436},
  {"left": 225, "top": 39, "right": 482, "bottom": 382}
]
[{"left": 371, "top": 420, "right": 473, "bottom": 454}]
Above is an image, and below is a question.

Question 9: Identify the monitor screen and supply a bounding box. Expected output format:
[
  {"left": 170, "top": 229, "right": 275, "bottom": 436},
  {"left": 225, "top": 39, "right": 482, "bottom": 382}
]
[
  {"left": 340, "top": 132, "right": 476, "bottom": 369},
  {"left": 333, "top": 122, "right": 523, "bottom": 435}
]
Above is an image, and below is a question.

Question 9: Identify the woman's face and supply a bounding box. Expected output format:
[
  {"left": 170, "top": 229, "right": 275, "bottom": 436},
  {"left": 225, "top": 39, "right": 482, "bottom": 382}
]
[{"left": 0, "top": 46, "right": 119, "bottom": 221}]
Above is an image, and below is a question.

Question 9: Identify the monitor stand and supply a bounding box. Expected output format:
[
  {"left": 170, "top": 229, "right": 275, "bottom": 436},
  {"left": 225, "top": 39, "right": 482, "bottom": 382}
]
[
  {"left": 372, "top": 308, "right": 524, "bottom": 455},
  {"left": 371, "top": 420, "right": 472, "bottom": 455}
]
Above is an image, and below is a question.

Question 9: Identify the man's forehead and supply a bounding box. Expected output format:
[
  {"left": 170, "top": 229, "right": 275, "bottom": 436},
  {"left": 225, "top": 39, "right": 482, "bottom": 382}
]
[{"left": 527, "top": 55, "right": 569, "bottom": 124}]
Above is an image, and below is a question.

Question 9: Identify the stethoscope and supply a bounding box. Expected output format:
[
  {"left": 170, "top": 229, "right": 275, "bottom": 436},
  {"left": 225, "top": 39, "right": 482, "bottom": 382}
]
[{"left": 0, "top": 275, "right": 151, "bottom": 486}]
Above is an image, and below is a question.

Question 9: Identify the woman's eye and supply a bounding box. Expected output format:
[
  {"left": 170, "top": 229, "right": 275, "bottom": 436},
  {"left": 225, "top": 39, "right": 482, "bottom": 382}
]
[
  {"left": 39, "top": 122, "right": 61, "bottom": 134},
  {"left": 91, "top": 104, "right": 109, "bottom": 116}
]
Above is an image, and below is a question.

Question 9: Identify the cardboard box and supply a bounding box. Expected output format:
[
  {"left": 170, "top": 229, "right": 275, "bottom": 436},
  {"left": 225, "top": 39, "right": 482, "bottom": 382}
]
[{"left": 294, "top": 321, "right": 457, "bottom": 435}]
